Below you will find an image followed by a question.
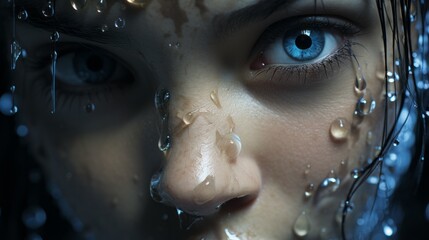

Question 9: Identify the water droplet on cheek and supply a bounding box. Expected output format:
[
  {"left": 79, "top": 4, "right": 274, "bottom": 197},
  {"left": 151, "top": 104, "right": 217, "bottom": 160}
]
[
  {"left": 329, "top": 118, "right": 351, "bottom": 140},
  {"left": 355, "top": 91, "right": 376, "bottom": 116},
  {"left": 354, "top": 70, "right": 367, "bottom": 95},
  {"left": 193, "top": 175, "right": 216, "bottom": 205},
  {"left": 293, "top": 211, "right": 310, "bottom": 237}
]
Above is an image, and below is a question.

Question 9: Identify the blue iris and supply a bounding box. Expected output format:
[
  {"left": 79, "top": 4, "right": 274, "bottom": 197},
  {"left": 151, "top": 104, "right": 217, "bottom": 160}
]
[{"left": 283, "top": 29, "right": 325, "bottom": 61}]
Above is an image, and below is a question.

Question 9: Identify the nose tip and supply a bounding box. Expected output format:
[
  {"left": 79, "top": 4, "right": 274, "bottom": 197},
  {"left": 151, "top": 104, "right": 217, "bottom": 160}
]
[{"left": 155, "top": 112, "right": 261, "bottom": 216}]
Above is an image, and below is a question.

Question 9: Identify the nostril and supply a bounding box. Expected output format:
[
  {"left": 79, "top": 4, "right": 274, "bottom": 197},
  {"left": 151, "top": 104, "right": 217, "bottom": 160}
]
[{"left": 220, "top": 195, "right": 257, "bottom": 214}]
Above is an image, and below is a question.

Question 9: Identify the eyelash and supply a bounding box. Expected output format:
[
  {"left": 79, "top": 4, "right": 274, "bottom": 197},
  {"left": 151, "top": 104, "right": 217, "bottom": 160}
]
[{"left": 249, "top": 16, "right": 361, "bottom": 85}]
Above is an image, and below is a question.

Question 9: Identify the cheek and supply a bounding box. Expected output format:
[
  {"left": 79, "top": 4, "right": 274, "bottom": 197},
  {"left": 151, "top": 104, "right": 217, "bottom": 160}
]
[{"left": 27, "top": 112, "right": 162, "bottom": 225}]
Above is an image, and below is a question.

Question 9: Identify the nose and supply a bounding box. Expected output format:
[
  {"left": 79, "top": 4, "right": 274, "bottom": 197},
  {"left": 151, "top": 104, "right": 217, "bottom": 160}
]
[{"left": 154, "top": 90, "right": 261, "bottom": 216}]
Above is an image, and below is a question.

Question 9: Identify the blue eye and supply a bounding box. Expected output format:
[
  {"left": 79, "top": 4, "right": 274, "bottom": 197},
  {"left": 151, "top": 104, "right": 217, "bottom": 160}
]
[{"left": 283, "top": 29, "right": 325, "bottom": 61}]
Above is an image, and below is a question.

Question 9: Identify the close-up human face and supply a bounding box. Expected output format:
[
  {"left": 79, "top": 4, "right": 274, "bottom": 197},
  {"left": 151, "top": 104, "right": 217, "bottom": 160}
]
[{"left": 2, "top": 0, "right": 424, "bottom": 239}]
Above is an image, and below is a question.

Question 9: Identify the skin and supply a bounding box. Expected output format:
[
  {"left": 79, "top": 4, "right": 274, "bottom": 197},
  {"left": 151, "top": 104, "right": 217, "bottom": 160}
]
[{"left": 9, "top": 0, "right": 393, "bottom": 239}]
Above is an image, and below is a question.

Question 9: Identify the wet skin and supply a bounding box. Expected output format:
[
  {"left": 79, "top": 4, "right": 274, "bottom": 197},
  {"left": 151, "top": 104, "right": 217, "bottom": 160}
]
[{"left": 10, "top": 0, "right": 391, "bottom": 239}]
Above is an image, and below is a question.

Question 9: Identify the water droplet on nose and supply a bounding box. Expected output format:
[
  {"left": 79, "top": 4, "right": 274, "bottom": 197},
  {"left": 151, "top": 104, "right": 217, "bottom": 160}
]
[
  {"left": 210, "top": 89, "right": 222, "bottom": 109},
  {"left": 70, "top": 0, "right": 87, "bottom": 11},
  {"left": 42, "top": 1, "right": 55, "bottom": 17},
  {"left": 220, "top": 133, "right": 242, "bottom": 162},
  {"left": 100, "top": 24, "right": 109, "bottom": 32},
  {"left": 183, "top": 111, "right": 196, "bottom": 125},
  {"left": 85, "top": 103, "right": 96, "bottom": 113},
  {"left": 17, "top": 9, "right": 28, "bottom": 20},
  {"left": 176, "top": 208, "right": 203, "bottom": 230},
  {"left": 96, "top": 0, "right": 107, "bottom": 13},
  {"left": 355, "top": 90, "right": 376, "bottom": 116},
  {"left": 50, "top": 31, "right": 60, "bottom": 42},
  {"left": 125, "top": 0, "right": 149, "bottom": 7},
  {"left": 22, "top": 206, "right": 47, "bottom": 229},
  {"left": 293, "top": 211, "right": 310, "bottom": 237},
  {"left": 193, "top": 175, "right": 216, "bottom": 205},
  {"left": 329, "top": 118, "right": 351, "bottom": 140},
  {"left": 114, "top": 17, "right": 126, "bottom": 29},
  {"left": 11, "top": 40, "right": 22, "bottom": 70},
  {"left": 304, "top": 183, "right": 314, "bottom": 198}
]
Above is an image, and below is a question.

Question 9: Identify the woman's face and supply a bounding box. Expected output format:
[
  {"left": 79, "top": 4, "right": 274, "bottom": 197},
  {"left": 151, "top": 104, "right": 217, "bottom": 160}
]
[{"left": 12, "top": 0, "right": 389, "bottom": 239}]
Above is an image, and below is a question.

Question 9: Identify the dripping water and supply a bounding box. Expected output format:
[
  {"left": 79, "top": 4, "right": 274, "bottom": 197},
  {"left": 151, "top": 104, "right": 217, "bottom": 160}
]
[
  {"left": 293, "top": 211, "right": 310, "bottom": 237},
  {"left": 155, "top": 89, "right": 171, "bottom": 152},
  {"left": 50, "top": 31, "right": 59, "bottom": 114}
]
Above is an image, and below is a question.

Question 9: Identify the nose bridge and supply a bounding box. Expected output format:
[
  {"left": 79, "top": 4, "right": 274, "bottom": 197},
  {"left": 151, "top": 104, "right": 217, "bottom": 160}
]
[{"left": 155, "top": 77, "right": 260, "bottom": 215}]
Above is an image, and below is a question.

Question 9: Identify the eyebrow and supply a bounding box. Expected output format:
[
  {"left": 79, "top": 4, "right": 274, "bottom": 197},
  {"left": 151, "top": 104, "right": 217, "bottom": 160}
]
[
  {"left": 213, "top": 0, "right": 296, "bottom": 38},
  {"left": 17, "top": 0, "right": 294, "bottom": 44}
]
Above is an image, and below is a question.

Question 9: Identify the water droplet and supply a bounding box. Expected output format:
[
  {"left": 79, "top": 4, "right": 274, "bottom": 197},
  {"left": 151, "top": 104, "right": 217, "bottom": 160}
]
[
  {"left": 355, "top": 90, "right": 376, "bottom": 116},
  {"left": 218, "top": 132, "right": 242, "bottom": 162},
  {"left": 150, "top": 170, "right": 163, "bottom": 203},
  {"left": 11, "top": 40, "right": 22, "bottom": 70},
  {"left": 304, "top": 183, "right": 314, "bottom": 198},
  {"left": 22, "top": 206, "right": 47, "bottom": 229},
  {"left": 351, "top": 168, "right": 361, "bottom": 179},
  {"left": 183, "top": 111, "right": 196, "bottom": 125},
  {"left": 393, "top": 139, "right": 399, "bottom": 146},
  {"left": 354, "top": 74, "right": 367, "bottom": 95},
  {"left": 100, "top": 24, "right": 109, "bottom": 32},
  {"left": 158, "top": 126, "right": 171, "bottom": 152},
  {"left": 96, "top": 0, "right": 107, "bottom": 13},
  {"left": 125, "top": 0, "right": 149, "bottom": 7},
  {"left": 224, "top": 228, "right": 241, "bottom": 240},
  {"left": 382, "top": 219, "right": 397, "bottom": 237},
  {"left": 210, "top": 89, "right": 222, "bottom": 108},
  {"left": 50, "top": 50, "right": 58, "bottom": 114},
  {"left": 155, "top": 89, "right": 170, "bottom": 118},
  {"left": 293, "top": 211, "right": 310, "bottom": 237},
  {"left": 329, "top": 118, "right": 351, "bottom": 140},
  {"left": 85, "top": 103, "right": 96, "bottom": 113},
  {"left": 10, "top": 85, "right": 16, "bottom": 93},
  {"left": 9, "top": 105, "right": 18, "bottom": 115},
  {"left": 193, "top": 175, "right": 216, "bottom": 205},
  {"left": 176, "top": 208, "right": 203, "bottom": 230},
  {"left": 114, "top": 17, "right": 126, "bottom": 29},
  {"left": 70, "top": 0, "right": 87, "bottom": 11},
  {"left": 16, "top": 124, "right": 29, "bottom": 137},
  {"left": 42, "top": 1, "right": 55, "bottom": 17},
  {"left": 17, "top": 9, "right": 28, "bottom": 20},
  {"left": 319, "top": 170, "right": 340, "bottom": 193},
  {"left": 50, "top": 31, "right": 60, "bottom": 42}
]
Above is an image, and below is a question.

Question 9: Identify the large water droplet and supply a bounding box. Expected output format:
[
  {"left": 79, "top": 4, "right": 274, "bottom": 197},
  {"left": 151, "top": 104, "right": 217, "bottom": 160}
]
[
  {"left": 125, "top": 0, "right": 149, "bottom": 7},
  {"left": 183, "top": 111, "right": 196, "bottom": 125},
  {"left": 17, "top": 9, "right": 28, "bottom": 20},
  {"left": 96, "top": 0, "right": 107, "bottom": 13},
  {"left": 42, "top": 1, "right": 55, "bottom": 17},
  {"left": 176, "top": 208, "right": 203, "bottom": 230},
  {"left": 70, "top": 0, "right": 87, "bottom": 11},
  {"left": 304, "top": 183, "right": 314, "bottom": 198},
  {"left": 329, "top": 118, "right": 350, "bottom": 140},
  {"left": 193, "top": 175, "right": 216, "bottom": 205},
  {"left": 10, "top": 40, "right": 22, "bottom": 70},
  {"left": 293, "top": 211, "right": 310, "bottom": 237},
  {"left": 114, "top": 17, "right": 126, "bottom": 29},
  {"left": 210, "top": 89, "right": 222, "bottom": 109},
  {"left": 22, "top": 206, "right": 47, "bottom": 229},
  {"left": 216, "top": 132, "right": 242, "bottom": 163},
  {"left": 355, "top": 90, "right": 376, "bottom": 116}
]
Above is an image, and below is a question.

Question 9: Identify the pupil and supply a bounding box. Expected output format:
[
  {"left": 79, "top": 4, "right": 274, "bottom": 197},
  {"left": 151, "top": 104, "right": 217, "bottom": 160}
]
[
  {"left": 86, "top": 55, "right": 103, "bottom": 72},
  {"left": 295, "top": 34, "right": 312, "bottom": 50}
]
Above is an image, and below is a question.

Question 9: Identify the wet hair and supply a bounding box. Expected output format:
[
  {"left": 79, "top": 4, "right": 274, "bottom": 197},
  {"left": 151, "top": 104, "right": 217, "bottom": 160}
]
[
  {"left": 341, "top": 0, "right": 429, "bottom": 239},
  {"left": 0, "top": 0, "right": 428, "bottom": 239}
]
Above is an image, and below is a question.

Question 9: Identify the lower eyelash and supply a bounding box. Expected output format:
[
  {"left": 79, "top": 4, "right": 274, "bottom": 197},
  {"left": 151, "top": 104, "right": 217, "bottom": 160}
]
[{"left": 251, "top": 40, "right": 356, "bottom": 86}]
